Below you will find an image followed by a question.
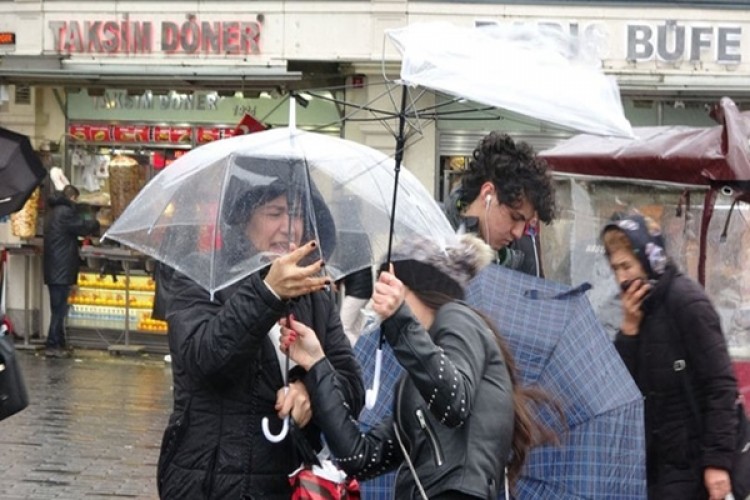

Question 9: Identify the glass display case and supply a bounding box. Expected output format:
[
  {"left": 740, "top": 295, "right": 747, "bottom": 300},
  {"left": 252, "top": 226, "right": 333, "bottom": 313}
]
[{"left": 67, "top": 271, "right": 167, "bottom": 333}]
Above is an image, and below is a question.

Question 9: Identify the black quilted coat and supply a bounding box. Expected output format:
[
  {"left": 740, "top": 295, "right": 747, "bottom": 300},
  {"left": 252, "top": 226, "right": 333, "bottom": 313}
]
[
  {"left": 614, "top": 263, "right": 738, "bottom": 499},
  {"left": 157, "top": 270, "right": 364, "bottom": 499},
  {"left": 43, "top": 194, "right": 99, "bottom": 285}
]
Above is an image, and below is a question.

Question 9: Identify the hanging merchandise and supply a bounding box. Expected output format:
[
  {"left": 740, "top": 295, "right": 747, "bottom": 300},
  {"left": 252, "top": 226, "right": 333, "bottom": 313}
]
[
  {"left": 108, "top": 155, "right": 144, "bottom": 220},
  {"left": 10, "top": 188, "right": 40, "bottom": 238}
]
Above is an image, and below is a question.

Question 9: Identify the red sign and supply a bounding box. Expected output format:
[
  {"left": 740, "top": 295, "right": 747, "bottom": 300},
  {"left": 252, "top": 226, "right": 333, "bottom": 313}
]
[
  {"left": 68, "top": 124, "right": 89, "bottom": 141},
  {"left": 0, "top": 32, "right": 15, "bottom": 46},
  {"left": 233, "top": 113, "right": 266, "bottom": 136},
  {"left": 69, "top": 124, "right": 112, "bottom": 142},
  {"left": 152, "top": 126, "right": 171, "bottom": 143},
  {"left": 222, "top": 128, "right": 238, "bottom": 139},
  {"left": 112, "top": 124, "right": 149, "bottom": 142},
  {"left": 170, "top": 127, "right": 192, "bottom": 144},
  {"left": 196, "top": 127, "right": 221, "bottom": 144}
]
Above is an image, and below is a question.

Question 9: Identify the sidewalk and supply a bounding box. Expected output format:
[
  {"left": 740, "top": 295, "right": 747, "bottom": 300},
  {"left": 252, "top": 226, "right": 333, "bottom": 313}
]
[{"left": 0, "top": 348, "right": 173, "bottom": 499}]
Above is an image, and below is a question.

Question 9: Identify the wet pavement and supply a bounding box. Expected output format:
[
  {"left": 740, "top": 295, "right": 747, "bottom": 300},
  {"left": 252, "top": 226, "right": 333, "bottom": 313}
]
[{"left": 0, "top": 348, "right": 173, "bottom": 499}]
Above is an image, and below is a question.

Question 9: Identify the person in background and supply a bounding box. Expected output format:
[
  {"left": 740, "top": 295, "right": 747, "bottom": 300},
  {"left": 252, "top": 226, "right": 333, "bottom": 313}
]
[
  {"left": 39, "top": 142, "right": 70, "bottom": 197},
  {"left": 337, "top": 267, "right": 373, "bottom": 346},
  {"left": 43, "top": 185, "right": 100, "bottom": 358},
  {"left": 601, "top": 213, "right": 738, "bottom": 500},
  {"left": 157, "top": 166, "right": 363, "bottom": 500},
  {"left": 443, "top": 131, "right": 556, "bottom": 278},
  {"left": 281, "top": 235, "right": 556, "bottom": 499}
]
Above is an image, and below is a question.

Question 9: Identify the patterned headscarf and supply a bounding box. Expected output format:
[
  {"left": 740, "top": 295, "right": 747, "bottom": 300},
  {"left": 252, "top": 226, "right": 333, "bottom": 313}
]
[{"left": 602, "top": 214, "right": 668, "bottom": 279}]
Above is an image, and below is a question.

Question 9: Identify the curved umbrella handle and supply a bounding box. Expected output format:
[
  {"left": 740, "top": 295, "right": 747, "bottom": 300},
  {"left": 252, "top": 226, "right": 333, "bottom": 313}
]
[
  {"left": 262, "top": 386, "right": 289, "bottom": 442},
  {"left": 365, "top": 348, "right": 383, "bottom": 410},
  {"left": 261, "top": 415, "right": 289, "bottom": 443}
]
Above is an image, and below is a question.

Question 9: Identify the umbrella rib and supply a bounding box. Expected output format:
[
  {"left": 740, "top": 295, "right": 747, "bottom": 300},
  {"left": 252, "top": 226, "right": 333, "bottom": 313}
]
[{"left": 211, "top": 158, "right": 235, "bottom": 297}]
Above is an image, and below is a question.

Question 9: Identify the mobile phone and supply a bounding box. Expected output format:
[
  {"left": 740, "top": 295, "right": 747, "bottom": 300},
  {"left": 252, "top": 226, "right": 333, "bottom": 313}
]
[{"left": 620, "top": 278, "right": 656, "bottom": 293}]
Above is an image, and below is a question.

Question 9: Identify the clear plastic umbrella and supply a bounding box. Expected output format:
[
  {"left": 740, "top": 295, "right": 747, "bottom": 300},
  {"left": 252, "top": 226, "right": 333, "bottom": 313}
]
[
  {"left": 104, "top": 127, "right": 456, "bottom": 296},
  {"left": 386, "top": 22, "right": 634, "bottom": 139}
]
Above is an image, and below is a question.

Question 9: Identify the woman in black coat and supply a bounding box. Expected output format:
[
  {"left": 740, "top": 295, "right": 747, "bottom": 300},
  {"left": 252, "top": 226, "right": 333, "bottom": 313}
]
[
  {"left": 602, "top": 214, "right": 738, "bottom": 500},
  {"left": 157, "top": 164, "right": 364, "bottom": 499}
]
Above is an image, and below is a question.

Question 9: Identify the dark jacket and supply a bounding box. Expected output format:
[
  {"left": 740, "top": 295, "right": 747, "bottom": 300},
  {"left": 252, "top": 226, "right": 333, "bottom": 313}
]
[
  {"left": 157, "top": 269, "right": 364, "bottom": 499},
  {"left": 43, "top": 194, "right": 100, "bottom": 285},
  {"left": 305, "top": 301, "right": 513, "bottom": 499},
  {"left": 614, "top": 263, "right": 738, "bottom": 498}
]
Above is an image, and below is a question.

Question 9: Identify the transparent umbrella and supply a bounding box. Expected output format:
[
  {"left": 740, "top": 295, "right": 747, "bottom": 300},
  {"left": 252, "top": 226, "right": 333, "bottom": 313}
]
[{"left": 104, "top": 127, "right": 457, "bottom": 296}]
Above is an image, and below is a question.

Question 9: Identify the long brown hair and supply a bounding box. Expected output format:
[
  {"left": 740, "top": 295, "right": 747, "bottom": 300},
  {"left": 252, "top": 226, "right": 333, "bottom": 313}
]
[{"left": 413, "top": 289, "right": 562, "bottom": 487}]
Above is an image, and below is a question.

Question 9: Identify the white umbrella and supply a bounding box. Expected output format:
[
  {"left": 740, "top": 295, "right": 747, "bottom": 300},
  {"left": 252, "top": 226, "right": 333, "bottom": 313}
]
[{"left": 386, "top": 22, "right": 634, "bottom": 138}]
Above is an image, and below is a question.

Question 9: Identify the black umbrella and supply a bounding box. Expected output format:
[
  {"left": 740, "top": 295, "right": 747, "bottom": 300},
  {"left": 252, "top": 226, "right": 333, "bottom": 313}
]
[{"left": 0, "top": 127, "right": 46, "bottom": 217}]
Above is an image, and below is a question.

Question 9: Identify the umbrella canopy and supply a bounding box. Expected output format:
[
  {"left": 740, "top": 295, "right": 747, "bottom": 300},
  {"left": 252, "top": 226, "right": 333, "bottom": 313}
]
[
  {"left": 386, "top": 22, "right": 634, "bottom": 139},
  {"left": 0, "top": 127, "right": 47, "bottom": 217},
  {"left": 540, "top": 97, "right": 750, "bottom": 184},
  {"left": 466, "top": 265, "right": 646, "bottom": 499},
  {"left": 104, "top": 127, "right": 457, "bottom": 295}
]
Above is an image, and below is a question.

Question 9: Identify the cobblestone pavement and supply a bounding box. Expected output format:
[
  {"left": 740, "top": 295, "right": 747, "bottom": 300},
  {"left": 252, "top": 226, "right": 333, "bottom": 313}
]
[{"left": 0, "top": 348, "right": 173, "bottom": 499}]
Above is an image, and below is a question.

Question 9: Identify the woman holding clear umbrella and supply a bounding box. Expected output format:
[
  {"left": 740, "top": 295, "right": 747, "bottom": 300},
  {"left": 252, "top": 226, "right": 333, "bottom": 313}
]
[{"left": 156, "top": 166, "right": 364, "bottom": 500}]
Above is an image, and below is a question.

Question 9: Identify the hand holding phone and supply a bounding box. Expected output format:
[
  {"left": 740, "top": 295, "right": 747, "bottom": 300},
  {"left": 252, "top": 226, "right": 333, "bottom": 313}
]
[{"left": 619, "top": 278, "right": 654, "bottom": 336}]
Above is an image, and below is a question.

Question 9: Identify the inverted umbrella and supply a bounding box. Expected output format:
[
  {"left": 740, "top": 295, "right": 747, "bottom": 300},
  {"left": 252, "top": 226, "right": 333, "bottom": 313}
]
[
  {"left": 385, "top": 22, "right": 634, "bottom": 139},
  {"left": 466, "top": 265, "right": 646, "bottom": 499},
  {"left": 104, "top": 127, "right": 457, "bottom": 296},
  {"left": 0, "top": 126, "right": 47, "bottom": 217}
]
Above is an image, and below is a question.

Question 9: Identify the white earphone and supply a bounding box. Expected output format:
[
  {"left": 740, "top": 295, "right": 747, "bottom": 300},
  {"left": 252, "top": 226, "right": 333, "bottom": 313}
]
[{"left": 485, "top": 193, "right": 492, "bottom": 207}]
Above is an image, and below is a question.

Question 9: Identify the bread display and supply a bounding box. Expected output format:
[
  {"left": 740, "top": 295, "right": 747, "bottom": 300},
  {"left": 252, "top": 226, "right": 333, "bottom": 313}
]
[
  {"left": 108, "top": 155, "right": 143, "bottom": 219},
  {"left": 10, "top": 188, "right": 40, "bottom": 238}
]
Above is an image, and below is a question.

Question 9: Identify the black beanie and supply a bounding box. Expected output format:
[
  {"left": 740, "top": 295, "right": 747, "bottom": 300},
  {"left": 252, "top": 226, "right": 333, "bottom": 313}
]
[{"left": 602, "top": 214, "right": 668, "bottom": 279}]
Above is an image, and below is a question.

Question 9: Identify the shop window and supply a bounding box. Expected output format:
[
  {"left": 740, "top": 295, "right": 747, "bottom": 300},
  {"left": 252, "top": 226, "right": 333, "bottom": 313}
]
[{"left": 14, "top": 84, "right": 31, "bottom": 105}]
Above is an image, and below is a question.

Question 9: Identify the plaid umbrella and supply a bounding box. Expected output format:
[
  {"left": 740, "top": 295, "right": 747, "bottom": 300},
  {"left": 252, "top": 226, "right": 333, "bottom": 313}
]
[{"left": 466, "top": 265, "right": 646, "bottom": 499}]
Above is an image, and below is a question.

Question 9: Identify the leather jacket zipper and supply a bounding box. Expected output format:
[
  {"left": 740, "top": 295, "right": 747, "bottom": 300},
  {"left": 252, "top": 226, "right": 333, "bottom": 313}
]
[{"left": 415, "top": 408, "right": 444, "bottom": 467}]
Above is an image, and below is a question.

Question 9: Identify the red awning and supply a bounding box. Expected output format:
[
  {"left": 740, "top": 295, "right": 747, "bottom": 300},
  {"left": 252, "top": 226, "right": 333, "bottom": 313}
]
[{"left": 540, "top": 97, "right": 750, "bottom": 185}]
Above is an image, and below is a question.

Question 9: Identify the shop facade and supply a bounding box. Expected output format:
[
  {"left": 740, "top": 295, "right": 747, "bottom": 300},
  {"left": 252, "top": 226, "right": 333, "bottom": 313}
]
[{"left": 2, "top": 0, "right": 750, "bottom": 355}]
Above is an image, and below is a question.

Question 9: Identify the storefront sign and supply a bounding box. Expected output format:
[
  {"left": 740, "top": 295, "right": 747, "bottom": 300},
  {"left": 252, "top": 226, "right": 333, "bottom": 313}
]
[
  {"left": 627, "top": 22, "right": 741, "bottom": 63},
  {"left": 48, "top": 14, "right": 262, "bottom": 55},
  {"left": 478, "top": 19, "right": 743, "bottom": 65},
  {"left": 69, "top": 124, "right": 113, "bottom": 142},
  {"left": 93, "top": 91, "right": 220, "bottom": 112},
  {"left": 152, "top": 126, "right": 192, "bottom": 144},
  {"left": 195, "top": 126, "right": 223, "bottom": 144},
  {"left": 68, "top": 123, "right": 238, "bottom": 145},
  {"left": 112, "top": 124, "right": 150, "bottom": 142}
]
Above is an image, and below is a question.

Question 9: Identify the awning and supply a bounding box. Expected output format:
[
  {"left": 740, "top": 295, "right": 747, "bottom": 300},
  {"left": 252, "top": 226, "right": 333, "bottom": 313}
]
[
  {"left": 615, "top": 72, "right": 750, "bottom": 99},
  {"left": 0, "top": 55, "right": 304, "bottom": 92}
]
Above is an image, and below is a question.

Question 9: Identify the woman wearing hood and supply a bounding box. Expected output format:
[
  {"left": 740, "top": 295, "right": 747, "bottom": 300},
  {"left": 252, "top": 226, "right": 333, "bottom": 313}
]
[
  {"left": 156, "top": 158, "right": 364, "bottom": 499},
  {"left": 602, "top": 213, "right": 738, "bottom": 500}
]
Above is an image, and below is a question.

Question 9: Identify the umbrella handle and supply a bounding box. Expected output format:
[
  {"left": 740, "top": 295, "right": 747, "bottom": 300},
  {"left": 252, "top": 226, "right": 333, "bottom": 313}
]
[
  {"left": 262, "top": 387, "right": 290, "bottom": 442},
  {"left": 365, "top": 348, "right": 383, "bottom": 409}
]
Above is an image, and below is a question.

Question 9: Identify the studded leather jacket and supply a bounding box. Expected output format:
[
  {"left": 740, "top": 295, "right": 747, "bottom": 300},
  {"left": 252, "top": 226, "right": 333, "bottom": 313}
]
[{"left": 305, "top": 301, "right": 514, "bottom": 499}]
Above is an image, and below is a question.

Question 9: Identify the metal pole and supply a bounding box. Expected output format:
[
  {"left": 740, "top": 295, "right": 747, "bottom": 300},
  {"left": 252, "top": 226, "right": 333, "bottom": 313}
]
[
  {"left": 124, "top": 261, "right": 130, "bottom": 346},
  {"left": 23, "top": 254, "right": 30, "bottom": 347}
]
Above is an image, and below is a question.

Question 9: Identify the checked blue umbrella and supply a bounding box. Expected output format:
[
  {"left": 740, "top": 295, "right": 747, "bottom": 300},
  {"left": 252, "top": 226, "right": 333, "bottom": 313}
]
[{"left": 466, "top": 265, "right": 646, "bottom": 499}]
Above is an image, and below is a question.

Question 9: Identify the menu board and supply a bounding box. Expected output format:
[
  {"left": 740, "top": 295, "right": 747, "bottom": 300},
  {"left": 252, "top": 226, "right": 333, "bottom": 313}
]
[{"left": 68, "top": 123, "right": 235, "bottom": 145}]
